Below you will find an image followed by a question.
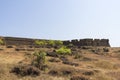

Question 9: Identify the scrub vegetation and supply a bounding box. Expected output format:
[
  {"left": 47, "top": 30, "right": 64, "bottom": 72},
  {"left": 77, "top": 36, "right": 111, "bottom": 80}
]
[{"left": 0, "top": 39, "right": 120, "bottom": 80}]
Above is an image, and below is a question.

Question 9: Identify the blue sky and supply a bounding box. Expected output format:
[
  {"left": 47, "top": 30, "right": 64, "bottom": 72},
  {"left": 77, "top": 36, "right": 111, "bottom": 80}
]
[{"left": 0, "top": 0, "right": 120, "bottom": 47}]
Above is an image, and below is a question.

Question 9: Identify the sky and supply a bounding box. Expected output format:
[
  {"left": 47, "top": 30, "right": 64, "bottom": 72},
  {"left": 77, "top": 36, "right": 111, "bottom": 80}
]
[{"left": 0, "top": 0, "right": 120, "bottom": 47}]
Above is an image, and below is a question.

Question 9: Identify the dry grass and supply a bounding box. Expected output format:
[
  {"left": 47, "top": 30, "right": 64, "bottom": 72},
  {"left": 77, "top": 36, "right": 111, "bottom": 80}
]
[
  {"left": 106, "top": 71, "right": 120, "bottom": 80},
  {"left": 92, "top": 73, "right": 114, "bottom": 80},
  {"left": 0, "top": 47, "right": 120, "bottom": 80},
  {"left": 94, "top": 60, "right": 118, "bottom": 70},
  {"left": 0, "top": 63, "right": 18, "bottom": 80}
]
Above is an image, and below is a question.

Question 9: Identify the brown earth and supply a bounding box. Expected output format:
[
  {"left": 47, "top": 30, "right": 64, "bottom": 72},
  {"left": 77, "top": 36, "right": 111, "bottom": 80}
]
[{"left": 0, "top": 46, "right": 120, "bottom": 80}]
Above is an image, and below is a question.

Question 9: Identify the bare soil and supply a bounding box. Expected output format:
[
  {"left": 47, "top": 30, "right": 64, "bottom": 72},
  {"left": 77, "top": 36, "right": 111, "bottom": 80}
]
[{"left": 0, "top": 46, "right": 120, "bottom": 80}]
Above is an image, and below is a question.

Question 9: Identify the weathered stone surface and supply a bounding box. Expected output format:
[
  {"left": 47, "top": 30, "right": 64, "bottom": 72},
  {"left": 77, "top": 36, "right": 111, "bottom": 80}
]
[
  {"left": 63, "top": 40, "right": 71, "bottom": 45},
  {"left": 1, "top": 37, "right": 110, "bottom": 47},
  {"left": 79, "top": 39, "right": 93, "bottom": 46},
  {"left": 71, "top": 39, "right": 79, "bottom": 46},
  {"left": 4, "top": 37, "right": 35, "bottom": 46},
  {"left": 63, "top": 38, "right": 110, "bottom": 47}
]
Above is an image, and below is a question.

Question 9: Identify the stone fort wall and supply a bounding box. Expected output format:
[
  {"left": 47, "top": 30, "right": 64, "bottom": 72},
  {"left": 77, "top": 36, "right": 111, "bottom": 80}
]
[
  {"left": 1, "top": 37, "right": 110, "bottom": 47},
  {"left": 63, "top": 39, "right": 110, "bottom": 47}
]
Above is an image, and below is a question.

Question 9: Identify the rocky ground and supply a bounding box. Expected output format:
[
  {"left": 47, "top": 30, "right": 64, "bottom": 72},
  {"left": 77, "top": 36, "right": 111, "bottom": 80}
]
[{"left": 0, "top": 46, "right": 120, "bottom": 80}]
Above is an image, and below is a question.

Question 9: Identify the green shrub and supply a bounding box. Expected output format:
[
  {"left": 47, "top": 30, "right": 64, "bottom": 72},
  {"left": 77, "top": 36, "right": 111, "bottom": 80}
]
[
  {"left": 47, "top": 40, "right": 55, "bottom": 47},
  {"left": 56, "top": 47, "right": 71, "bottom": 55},
  {"left": 47, "top": 40, "right": 63, "bottom": 47},
  {"left": 0, "top": 39, "right": 4, "bottom": 45},
  {"left": 54, "top": 40, "right": 63, "bottom": 46},
  {"left": 32, "top": 51, "right": 46, "bottom": 69},
  {"left": 35, "top": 40, "right": 47, "bottom": 47},
  {"left": 35, "top": 40, "right": 63, "bottom": 47}
]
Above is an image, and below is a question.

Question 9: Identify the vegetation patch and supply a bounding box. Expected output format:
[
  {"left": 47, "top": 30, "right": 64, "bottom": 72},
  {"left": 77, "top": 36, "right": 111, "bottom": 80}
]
[
  {"left": 0, "top": 39, "right": 4, "bottom": 45},
  {"left": 35, "top": 40, "right": 47, "bottom": 47},
  {"left": 103, "top": 48, "right": 109, "bottom": 52},
  {"left": 56, "top": 46, "right": 71, "bottom": 55},
  {"left": 48, "top": 70, "right": 59, "bottom": 76},
  {"left": 62, "top": 61, "right": 79, "bottom": 67},
  {"left": 15, "top": 48, "right": 26, "bottom": 51},
  {"left": 31, "top": 51, "right": 47, "bottom": 69},
  {"left": 49, "top": 58, "right": 61, "bottom": 62},
  {"left": 6, "top": 45, "right": 14, "bottom": 48},
  {"left": 11, "top": 65, "right": 40, "bottom": 76},
  {"left": 82, "top": 71, "right": 94, "bottom": 76},
  {"left": 70, "top": 75, "right": 89, "bottom": 80},
  {"left": 48, "top": 69, "right": 72, "bottom": 76},
  {"left": 46, "top": 52, "right": 59, "bottom": 57},
  {"left": 35, "top": 40, "right": 63, "bottom": 48}
]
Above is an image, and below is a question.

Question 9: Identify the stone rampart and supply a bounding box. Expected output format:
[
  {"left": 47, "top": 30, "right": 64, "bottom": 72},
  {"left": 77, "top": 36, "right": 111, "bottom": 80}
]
[
  {"left": 1, "top": 37, "right": 110, "bottom": 47},
  {"left": 63, "top": 38, "right": 110, "bottom": 47}
]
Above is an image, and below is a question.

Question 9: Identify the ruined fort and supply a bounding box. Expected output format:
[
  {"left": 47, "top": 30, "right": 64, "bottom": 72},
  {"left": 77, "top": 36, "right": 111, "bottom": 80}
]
[
  {"left": 63, "top": 39, "right": 110, "bottom": 47},
  {"left": 0, "top": 36, "right": 110, "bottom": 47}
]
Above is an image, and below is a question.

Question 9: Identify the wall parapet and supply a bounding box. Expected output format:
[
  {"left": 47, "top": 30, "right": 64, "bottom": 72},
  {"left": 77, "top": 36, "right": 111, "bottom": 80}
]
[
  {"left": 63, "top": 38, "right": 110, "bottom": 47},
  {"left": 0, "top": 37, "right": 110, "bottom": 47}
]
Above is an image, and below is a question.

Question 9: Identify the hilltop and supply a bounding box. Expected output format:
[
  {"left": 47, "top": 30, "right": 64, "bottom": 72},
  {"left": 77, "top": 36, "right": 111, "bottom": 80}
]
[{"left": 0, "top": 36, "right": 120, "bottom": 80}]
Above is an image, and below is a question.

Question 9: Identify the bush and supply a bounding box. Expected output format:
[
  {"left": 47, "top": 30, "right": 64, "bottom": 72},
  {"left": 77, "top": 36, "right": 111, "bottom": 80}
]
[
  {"left": 47, "top": 40, "right": 55, "bottom": 47},
  {"left": 48, "top": 70, "right": 59, "bottom": 76},
  {"left": 11, "top": 65, "right": 40, "bottom": 76},
  {"left": 32, "top": 51, "right": 46, "bottom": 69},
  {"left": 47, "top": 52, "right": 59, "bottom": 57},
  {"left": 56, "top": 47, "right": 71, "bottom": 55},
  {"left": 82, "top": 71, "right": 94, "bottom": 76},
  {"left": 103, "top": 48, "right": 109, "bottom": 52},
  {"left": 35, "top": 40, "right": 63, "bottom": 48},
  {"left": 54, "top": 40, "right": 63, "bottom": 46},
  {"left": 6, "top": 45, "right": 14, "bottom": 48},
  {"left": 34, "top": 40, "right": 47, "bottom": 47},
  {"left": 49, "top": 69, "right": 72, "bottom": 76},
  {"left": 60, "top": 56, "right": 69, "bottom": 62},
  {"left": 49, "top": 58, "right": 61, "bottom": 62},
  {"left": 47, "top": 40, "right": 63, "bottom": 47},
  {"left": 70, "top": 75, "right": 89, "bottom": 80},
  {"left": 15, "top": 48, "right": 26, "bottom": 51},
  {"left": 0, "top": 39, "right": 4, "bottom": 45},
  {"left": 63, "top": 61, "right": 79, "bottom": 67}
]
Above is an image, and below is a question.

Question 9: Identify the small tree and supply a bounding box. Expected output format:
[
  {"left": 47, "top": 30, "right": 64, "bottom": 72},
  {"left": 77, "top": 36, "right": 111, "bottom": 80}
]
[{"left": 32, "top": 51, "right": 46, "bottom": 69}]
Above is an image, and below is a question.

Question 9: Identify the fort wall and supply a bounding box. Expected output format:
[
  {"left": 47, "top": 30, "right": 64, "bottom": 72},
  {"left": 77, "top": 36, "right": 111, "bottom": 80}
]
[
  {"left": 63, "top": 39, "right": 110, "bottom": 47},
  {"left": 1, "top": 37, "right": 110, "bottom": 47}
]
